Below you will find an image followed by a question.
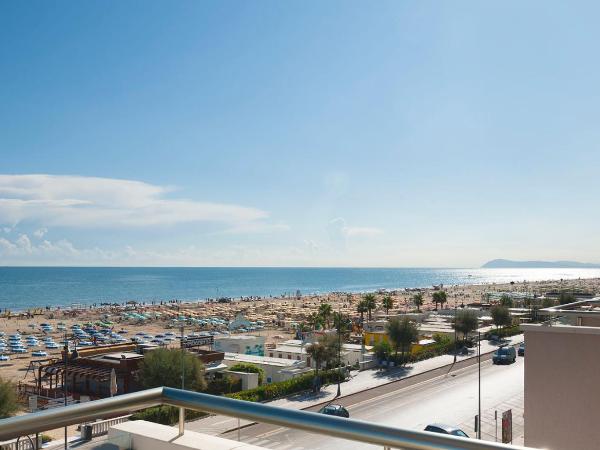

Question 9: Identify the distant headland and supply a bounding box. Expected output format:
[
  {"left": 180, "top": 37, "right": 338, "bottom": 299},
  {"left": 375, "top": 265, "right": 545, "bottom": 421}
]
[{"left": 482, "top": 259, "right": 600, "bottom": 269}]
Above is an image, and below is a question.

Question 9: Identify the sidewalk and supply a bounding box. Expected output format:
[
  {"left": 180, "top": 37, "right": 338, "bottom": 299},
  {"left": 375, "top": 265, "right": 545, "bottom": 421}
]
[
  {"left": 457, "top": 391, "right": 524, "bottom": 446},
  {"left": 186, "top": 334, "right": 524, "bottom": 436}
]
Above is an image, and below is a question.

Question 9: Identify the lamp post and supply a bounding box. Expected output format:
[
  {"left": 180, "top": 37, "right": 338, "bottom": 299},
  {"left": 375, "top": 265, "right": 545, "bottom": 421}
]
[
  {"left": 453, "top": 302, "right": 458, "bottom": 363},
  {"left": 336, "top": 307, "right": 342, "bottom": 398},
  {"left": 477, "top": 329, "right": 481, "bottom": 439},
  {"left": 63, "top": 330, "right": 68, "bottom": 450},
  {"left": 179, "top": 319, "right": 186, "bottom": 436}
]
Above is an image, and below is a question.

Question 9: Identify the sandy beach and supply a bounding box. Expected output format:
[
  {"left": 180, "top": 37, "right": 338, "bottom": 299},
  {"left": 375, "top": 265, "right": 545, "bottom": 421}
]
[{"left": 1, "top": 276, "right": 598, "bottom": 385}]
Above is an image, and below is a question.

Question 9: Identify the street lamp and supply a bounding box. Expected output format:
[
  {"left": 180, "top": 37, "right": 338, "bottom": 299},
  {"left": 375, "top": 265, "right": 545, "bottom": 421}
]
[
  {"left": 477, "top": 329, "right": 481, "bottom": 439},
  {"left": 336, "top": 307, "right": 342, "bottom": 398},
  {"left": 453, "top": 302, "right": 458, "bottom": 364},
  {"left": 63, "top": 330, "right": 68, "bottom": 450}
]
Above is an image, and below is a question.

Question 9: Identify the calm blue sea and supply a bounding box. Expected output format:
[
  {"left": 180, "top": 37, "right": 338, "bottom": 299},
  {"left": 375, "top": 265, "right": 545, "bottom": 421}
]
[{"left": 1, "top": 267, "right": 599, "bottom": 311}]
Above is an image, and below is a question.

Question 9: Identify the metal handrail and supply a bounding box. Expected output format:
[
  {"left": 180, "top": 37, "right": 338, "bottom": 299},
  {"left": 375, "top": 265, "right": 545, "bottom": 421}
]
[{"left": 0, "top": 387, "right": 531, "bottom": 450}]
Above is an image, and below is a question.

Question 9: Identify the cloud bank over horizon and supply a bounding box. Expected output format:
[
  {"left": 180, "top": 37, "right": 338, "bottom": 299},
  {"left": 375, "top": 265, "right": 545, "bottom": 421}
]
[
  {"left": 0, "top": 174, "right": 385, "bottom": 266},
  {"left": 0, "top": 174, "right": 271, "bottom": 229}
]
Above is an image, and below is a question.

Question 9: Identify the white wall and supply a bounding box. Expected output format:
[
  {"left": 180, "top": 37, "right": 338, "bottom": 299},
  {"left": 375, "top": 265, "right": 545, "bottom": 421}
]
[
  {"left": 523, "top": 324, "right": 600, "bottom": 450},
  {"left": 109, "top": 420, "right": 265, "bottom": 450}
]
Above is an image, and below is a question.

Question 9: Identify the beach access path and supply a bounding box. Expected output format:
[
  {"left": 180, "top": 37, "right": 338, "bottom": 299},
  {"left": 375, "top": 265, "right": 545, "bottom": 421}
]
[{"left": 186, "top": 334, "right": 525, "bottom": 436}]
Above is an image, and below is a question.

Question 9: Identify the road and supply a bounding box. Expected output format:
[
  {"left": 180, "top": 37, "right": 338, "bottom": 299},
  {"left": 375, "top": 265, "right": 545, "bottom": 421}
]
[{"left": 225, "top": 356, "right": 524, "bottom": 449}]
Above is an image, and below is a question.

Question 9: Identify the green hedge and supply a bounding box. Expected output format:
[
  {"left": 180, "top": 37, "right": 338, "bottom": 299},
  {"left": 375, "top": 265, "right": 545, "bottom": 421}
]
[
  {"left": 228, "top": 363, "right": 265, "bottom": 385},
  {"left": 226, "top": 370, "right": 346, "bottom": 403},
  {"left": 131, "top": 406, "right": 208, "bottom": 425},
  {"left": 484, "top": 325, "right": 521, "bottom": 339},
  {"left": 394, "top": 340, "right": 456, "bottom": 364},
  {"left": 205, "top": 375, "right": 242, "bottom": 395}
]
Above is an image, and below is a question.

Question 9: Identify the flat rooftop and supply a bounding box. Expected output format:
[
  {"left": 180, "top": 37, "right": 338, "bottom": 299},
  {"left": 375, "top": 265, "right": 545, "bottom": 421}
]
[
  {"left": 216, "top": 335, "right": 264, "bottom": 341},
  {"left": 224, "top": 352, "right": 302, "bottom": 367},
  {"left": 90, "top": 351, "right": 143, "bottom": 361}
]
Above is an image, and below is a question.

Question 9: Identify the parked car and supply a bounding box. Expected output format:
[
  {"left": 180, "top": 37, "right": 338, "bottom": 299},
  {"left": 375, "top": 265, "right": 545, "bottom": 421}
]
[
  {"left": 493, "top": 346, "right": 516, "bottom": 364},
  {"left": 518, "top": 342, "right": 525, "bottom": 356},
  {"left": 424, "top": 424, "right": 469, "bottom": 438},
  {"left": 318, "top": 404, "right": 350, "bottom": 418}
]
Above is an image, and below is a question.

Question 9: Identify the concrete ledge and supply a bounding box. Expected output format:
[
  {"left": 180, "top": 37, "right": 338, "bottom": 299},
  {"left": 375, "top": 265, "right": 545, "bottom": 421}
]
[
  {"left": 521, "top": 323, "right": 600, "bottom": 335},
  {"left": 109, "top": 420, "right": 265, "bottom": 450}
]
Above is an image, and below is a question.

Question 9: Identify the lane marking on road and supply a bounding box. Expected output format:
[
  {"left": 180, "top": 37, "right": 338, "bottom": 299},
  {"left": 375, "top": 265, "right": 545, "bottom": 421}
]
[
  {"left": 251, "top": 360, "right": 497, "bottom": 440},
  {"left": 248, "top": 347, "right": 522, "bottom": 441},
  {"left": 345, "top": 358, "right": 495, "bottom": 411}
]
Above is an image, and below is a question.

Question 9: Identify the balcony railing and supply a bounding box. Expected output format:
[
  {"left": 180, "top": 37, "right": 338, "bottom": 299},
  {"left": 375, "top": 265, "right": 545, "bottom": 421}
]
[{"left": 0, "top": 386, "right": 531, "bottom": 450}]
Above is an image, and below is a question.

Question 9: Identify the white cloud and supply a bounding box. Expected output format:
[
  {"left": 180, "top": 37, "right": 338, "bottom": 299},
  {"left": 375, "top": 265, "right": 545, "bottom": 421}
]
[
  {"left": 343, "top": 226, "right": 383, "bottom": 237},
  {"left": 0, "top": 174, "right": 268, "bottom": 228},
  {"left": 328, "top": 217, "right": 383, "bottom": 240},
  {"left": 0, "top": 237, "right": 16, "bottom": 252},
  {"left": 33, "top": 227, "right": 48, "bottom": 238},
  {"left": 218, "top": 222, "right": 290, "bottom": 235},
  {"left": 15, "top": 234, "right": 33, "bottom": 253}
]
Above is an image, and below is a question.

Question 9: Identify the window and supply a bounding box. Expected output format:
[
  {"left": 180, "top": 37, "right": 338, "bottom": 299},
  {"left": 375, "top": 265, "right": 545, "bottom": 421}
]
[
  {"left": 269, "top": 353, "right": 273, "bottom": 358},
  {"left": 288, "top": 354, "right": 291, "bottom": 359}
]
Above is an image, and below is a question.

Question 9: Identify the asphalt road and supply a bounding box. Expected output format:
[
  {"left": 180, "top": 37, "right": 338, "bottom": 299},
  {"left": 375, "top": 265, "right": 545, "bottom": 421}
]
[{"left": 225, "top": 354, "right": 525, "bottom": 449}]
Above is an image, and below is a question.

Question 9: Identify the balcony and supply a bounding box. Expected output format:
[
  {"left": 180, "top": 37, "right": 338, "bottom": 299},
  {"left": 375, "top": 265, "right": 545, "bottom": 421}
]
[{"left": 0, "top": 386, "right": 532, "bottom": 450}]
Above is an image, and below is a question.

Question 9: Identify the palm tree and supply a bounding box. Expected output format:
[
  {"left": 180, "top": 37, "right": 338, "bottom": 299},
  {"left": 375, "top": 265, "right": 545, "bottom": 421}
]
[
  {"left": 306, "top": 341, "right": 327, "bottom": 378},
  {"left": 412, "top": 293, "right": 424, "bottom": 312},
  {"left": 438, "top": 291, "right": 448, "bottom": 309},
  {"left": 432, "top": 292, "right": 439, "bottom": 310},
  {"left": 500, "top": 294, "right": 513, "bottom": 308},
  {"left": 318, "top": 303, "right": 333, "bottom": 328},
  {"left": 382, "top": 295, "right": 394, "bottom": 316},
  {"left": 386, "top": 317, "right": 419, "bottom": 362},
  {"left": 356, "top": 300, "right": 368, "bottom": 324},
  {"left": 307, "top": 312, "right": 323, "bottom": 330},
  {"left": 333, "top": 312, "right": 352, "bottom": 338},
  {"left": 363, "top": 293, "right": 377, "bottom": 321},
  {"left": 432, "top": 291, "right": 447, "bottom": 310}
]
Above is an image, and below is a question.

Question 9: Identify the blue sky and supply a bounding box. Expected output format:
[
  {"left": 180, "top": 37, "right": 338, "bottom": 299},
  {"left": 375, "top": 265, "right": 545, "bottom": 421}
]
[{"left": 1, "top": 1, "right": 599, "bottom": 267}]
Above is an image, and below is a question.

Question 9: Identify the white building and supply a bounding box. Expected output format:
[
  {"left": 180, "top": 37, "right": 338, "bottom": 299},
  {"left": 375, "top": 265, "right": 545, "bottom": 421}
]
[
  {"left": 269, "top": 339, "right": 370, "bottom": 368},
  {"left": 222, "top": 352, "right": 311, "bottom": 384},
  {"left": 213, "top": 335, "right": 265, "bottom": 356}
]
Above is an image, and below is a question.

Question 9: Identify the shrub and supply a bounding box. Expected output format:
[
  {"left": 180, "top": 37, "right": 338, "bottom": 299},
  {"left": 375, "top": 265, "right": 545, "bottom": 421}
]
[
  {"left": 0, "top": 377, "right": 18, "bottom": 419},
  {"left": 228, "top": 363, "right": 265, "bottom": 385},
  {"left": 139, "top": 348, "right": 206, "bottom": 391},
  {"left": 432, "top": 333, "right": 451, "bottom": 345},
  {"left": 403, "top": 339, "right": 456, "bottom": 364},
  {"left": 226, "top": 370, "right": 346, "bottom": 403},
  {"left": 205, "top": 375, "right": 242, "bottom": 395},
  {"left": 372, "top": 340, "right": 392, "bottom": 361},
  {"left": 558, "top": 291, "right": 576, "bottom": 305},
  {"left": 491, "top": 305, "right": 512, "bottom": 328},
  {"left": 131, "top": 406, "right": 208, "bottom": 425},
  {"left": 41, "top": 434, "right": 53, "bottom": 444},
  {"left": 485, "top": 325, "right": 521, "bottom": 339}
]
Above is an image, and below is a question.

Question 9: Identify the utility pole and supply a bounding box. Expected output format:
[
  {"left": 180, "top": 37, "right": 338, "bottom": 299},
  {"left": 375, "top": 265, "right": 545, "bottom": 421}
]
[
  {"left": 478, "top": 330, "right": 481, "bottom": 439},
  {"left": 63, "top": 330, "right": 68, "bottom": 450},
  {"left": 179, "top": 320, "right": 185, "bottom": 437},
  {"left": 336, "top": 306, "right": 342, "bottom": 397},
  {"left": 453, "top": 302, "right": 458, "bottom": 363},
  {"left": 181, "top": 321, "right": 185, "bottom": 390}
]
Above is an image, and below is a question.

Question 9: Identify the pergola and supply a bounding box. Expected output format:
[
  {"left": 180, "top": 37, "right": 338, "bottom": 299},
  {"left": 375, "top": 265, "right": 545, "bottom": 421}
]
[{"left": 38, "top": 361, "right": 113, "bottom": 397}]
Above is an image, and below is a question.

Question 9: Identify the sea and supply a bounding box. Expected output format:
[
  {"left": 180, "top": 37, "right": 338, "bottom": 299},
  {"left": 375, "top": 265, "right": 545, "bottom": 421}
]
[{"left": 1, "top": 266, "right": 599, "bottom": 311}]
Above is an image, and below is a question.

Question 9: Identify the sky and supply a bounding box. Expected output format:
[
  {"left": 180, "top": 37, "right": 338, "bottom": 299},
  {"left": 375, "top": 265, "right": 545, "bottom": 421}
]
[{"left": 1, "top": 1, "right": 599, "bottom": 267}]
